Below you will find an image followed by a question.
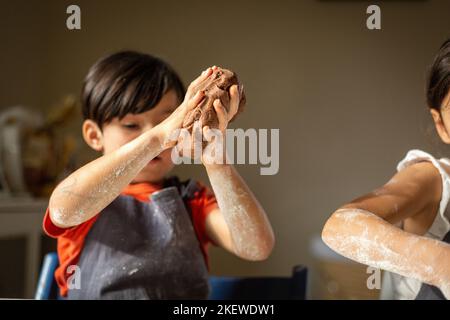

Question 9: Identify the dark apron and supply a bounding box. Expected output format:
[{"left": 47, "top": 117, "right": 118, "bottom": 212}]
[
  {"left": 415, "top": 230, "right": 450, "bottom": 300},
  {"left": 68, "top": 177, "right": 210, "bottom": 300}
]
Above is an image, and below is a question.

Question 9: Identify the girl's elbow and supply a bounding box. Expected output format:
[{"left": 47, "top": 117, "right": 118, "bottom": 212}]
[{"left": 321, "top": 213, "right": 341, "bottom": 250}]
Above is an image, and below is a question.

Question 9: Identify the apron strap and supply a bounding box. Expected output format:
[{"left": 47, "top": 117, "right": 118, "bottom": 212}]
[{"left": 163, "top": 176, "right": 200, "bottom": 211}]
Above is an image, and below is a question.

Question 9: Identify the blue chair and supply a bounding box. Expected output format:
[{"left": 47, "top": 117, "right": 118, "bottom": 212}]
[
  {"left": 35, "top": 252, "right": 308, "bottom": 300},
  {"left": 208, "top": 265, "right": 308, "bottom": 300},
  {"left": 35, "top": 252, "right": 59, "bottom": 300}
]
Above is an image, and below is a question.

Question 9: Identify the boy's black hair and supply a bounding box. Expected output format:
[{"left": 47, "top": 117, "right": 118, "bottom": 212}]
[
  {"left": 427, "top": 38, "right": 450, "bottom": 110},
  {"left": 82, "top": 51, "right": 185, "bottom": 128}
]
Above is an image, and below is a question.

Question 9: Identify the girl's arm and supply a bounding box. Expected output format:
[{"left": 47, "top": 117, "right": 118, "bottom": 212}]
[{"left": 321, "top": 161, "right": 450, "bottom": 297}]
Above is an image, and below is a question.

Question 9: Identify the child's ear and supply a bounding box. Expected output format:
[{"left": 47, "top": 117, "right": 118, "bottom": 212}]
[
  {"left": 82, "top": 120, "right": 104, "bottom": 151},
  {"left": 430, "top": 109, "right": 450, "bottom": 144}
]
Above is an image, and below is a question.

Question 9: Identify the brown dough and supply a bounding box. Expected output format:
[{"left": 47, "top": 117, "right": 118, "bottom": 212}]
[{"left": 182, "top": 67, "right": 246, "bottom": 132}]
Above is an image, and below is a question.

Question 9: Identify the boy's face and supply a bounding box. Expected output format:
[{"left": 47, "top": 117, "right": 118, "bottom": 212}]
[{"left": 91, "top": 90, "right": 180, "bottom": 184}]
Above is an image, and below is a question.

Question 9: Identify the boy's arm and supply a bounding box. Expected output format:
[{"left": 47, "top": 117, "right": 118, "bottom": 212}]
[
  {"left": 204, "top": 163, "right": 275, "bottom": 261},
  {"left": 199, "top": 84, "right": 274, "bottom": 261},
  {"left": 49, "top": 128, "right": 165, "bottom": 228},
  {"left": 321, "top": 161, "right": 450, "bottom": 298},
  {"left": 48, "top": 68, "right": 212, "bottom": 228}
]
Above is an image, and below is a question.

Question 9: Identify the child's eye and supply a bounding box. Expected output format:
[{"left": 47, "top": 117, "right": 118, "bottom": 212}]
[{"left": 122, "top": 124, "right": 139, "bottom": 130}]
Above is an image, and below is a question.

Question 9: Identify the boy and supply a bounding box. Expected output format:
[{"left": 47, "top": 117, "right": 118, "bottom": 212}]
[{"left": 43, "top": 51, "right": 275, "bottom": 299}]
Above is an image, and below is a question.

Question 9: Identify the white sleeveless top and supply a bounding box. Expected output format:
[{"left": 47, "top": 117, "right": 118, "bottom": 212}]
[{"left": 381, "top": 149, "right": 450, "bottom": 300}]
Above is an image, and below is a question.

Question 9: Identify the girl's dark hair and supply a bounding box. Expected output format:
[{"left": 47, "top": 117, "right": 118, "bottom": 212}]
[
  {"left": 82, "top": 51, "right": 185, "bottom": 128},
  {"left": 427, "top": 38, "right": 450, "bottom": 110}
]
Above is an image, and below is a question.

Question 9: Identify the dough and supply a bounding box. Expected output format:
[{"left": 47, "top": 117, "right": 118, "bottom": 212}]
[{"left": 182, "top": 67, "right": 246, "bottom": 132}]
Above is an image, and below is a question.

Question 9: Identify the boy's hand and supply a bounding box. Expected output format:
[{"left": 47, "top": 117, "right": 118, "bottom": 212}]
[
  {"left": 168, "top": 67, "right": 244, "bottom": 164},
  {"left": 175, "top": 82, "right": 243, "bottom": 164},
  {"left": 199, "top": 83, "right": 243, "bottom": 165},
  {"left": 157, "top": 67, "right": 213, "bottom": 148},
  {"left": 205, "top": 83, "right": 242, "bottom": 134}
]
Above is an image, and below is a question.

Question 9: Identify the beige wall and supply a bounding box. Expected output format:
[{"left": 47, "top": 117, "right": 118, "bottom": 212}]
[
  {"left": 2, "top": 0, "right": 450, "bottom": 292},
  {"left": 1, "top": 1, "right": 47, "bottom": 109}
]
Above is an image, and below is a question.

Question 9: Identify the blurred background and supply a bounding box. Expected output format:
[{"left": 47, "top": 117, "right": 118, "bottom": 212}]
[{"left": 1, "top": 0, "right": 449, "bottom": 299}]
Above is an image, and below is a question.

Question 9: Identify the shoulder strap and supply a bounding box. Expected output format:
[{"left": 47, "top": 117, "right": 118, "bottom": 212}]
[
  {"left": 163, "top": 176, "right": 200, "bottom": 200},
  {"left": 163, "top": 176, "right": 200, "bottom": 218}
]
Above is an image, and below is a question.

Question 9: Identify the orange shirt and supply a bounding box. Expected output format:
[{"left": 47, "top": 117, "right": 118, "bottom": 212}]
[{"left": 43, "top": 181, "right": 218, "bottom": 297}]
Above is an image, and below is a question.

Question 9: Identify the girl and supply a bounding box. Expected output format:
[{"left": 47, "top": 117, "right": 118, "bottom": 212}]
[{"left": 322, "top": 38, "right": 450, "bottom": 300}]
